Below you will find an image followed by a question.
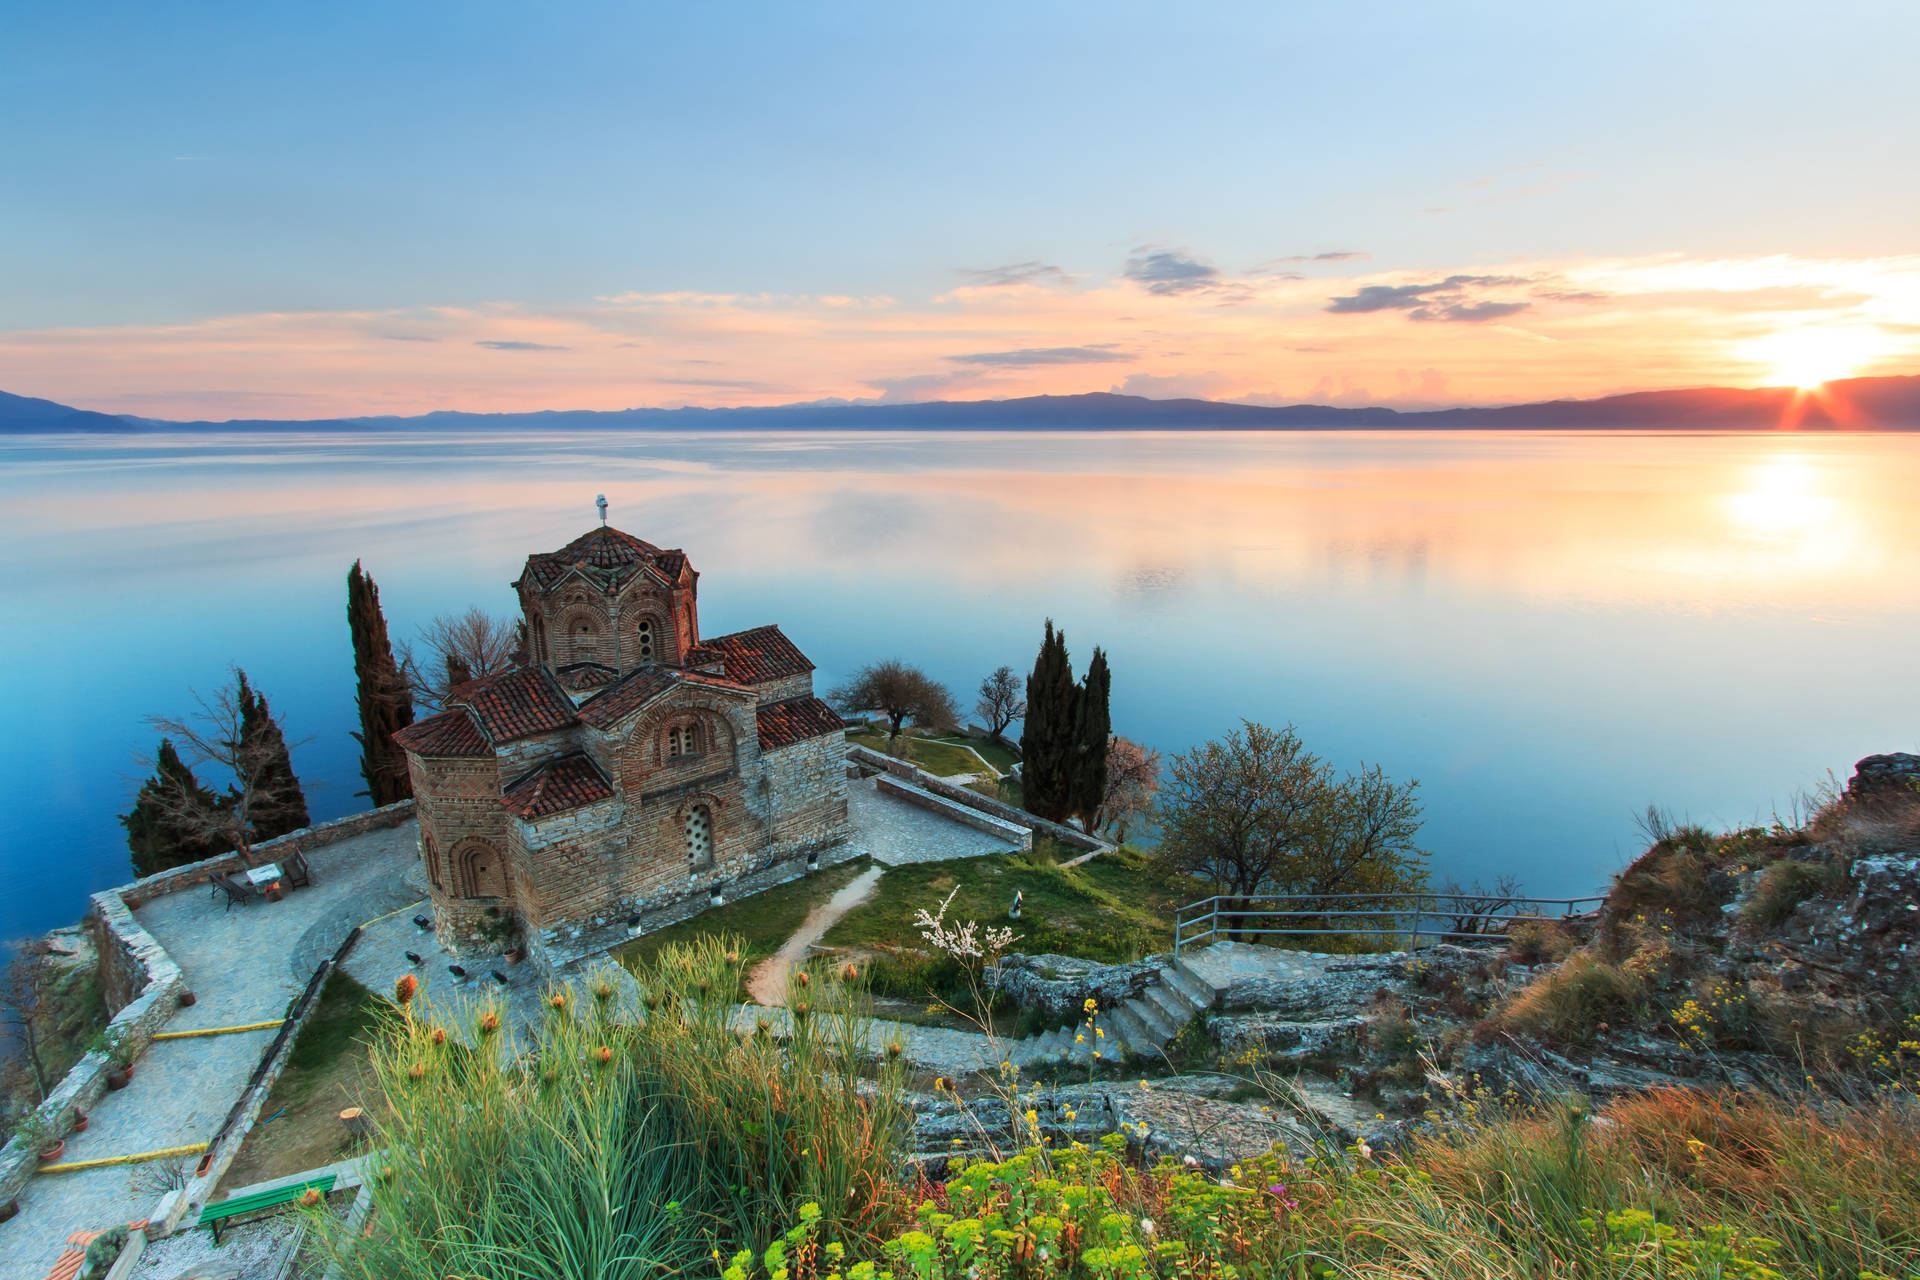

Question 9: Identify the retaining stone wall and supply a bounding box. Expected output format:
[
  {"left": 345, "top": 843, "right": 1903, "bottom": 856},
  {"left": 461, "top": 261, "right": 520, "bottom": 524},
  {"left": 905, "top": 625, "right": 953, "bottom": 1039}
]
[
  {"left": 114, "top": 800, "right": 417, "bottom": 910},
  {"left": 845, "top": 744, "right": 1110, "bottom": 857}
]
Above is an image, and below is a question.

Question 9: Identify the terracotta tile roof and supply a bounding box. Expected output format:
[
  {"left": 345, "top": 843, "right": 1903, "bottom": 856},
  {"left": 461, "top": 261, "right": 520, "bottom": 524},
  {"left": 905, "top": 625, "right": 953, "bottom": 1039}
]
[
  {"left": 575, "top": 667, "right": 679, "bottom": 729},
  {"left": 393, "top": 708, "right": 491, "bottom": 758},
  {"left": 554, "top": 661, "right": 621, "bottom": 692},
  {"left": 699, "top": 625, "right": 815, "bottom": 686},
  {"left": 452, "top": 667, "right": 575, "bottom": 742},
  {"left": 502, "top": 753, "right": 615, "bottom": 819},
  {"left": 519, "top": 526, "right": 691, "bottom": 592},
  {"left": 757, "top": 696, "right": 847, "bottom": 750}
]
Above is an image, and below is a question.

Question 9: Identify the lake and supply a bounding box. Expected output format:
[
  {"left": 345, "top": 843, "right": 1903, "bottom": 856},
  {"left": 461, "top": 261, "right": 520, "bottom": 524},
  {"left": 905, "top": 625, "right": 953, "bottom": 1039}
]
[{"left": 3, "top": 427, "right": 1917, "bottom": 945}]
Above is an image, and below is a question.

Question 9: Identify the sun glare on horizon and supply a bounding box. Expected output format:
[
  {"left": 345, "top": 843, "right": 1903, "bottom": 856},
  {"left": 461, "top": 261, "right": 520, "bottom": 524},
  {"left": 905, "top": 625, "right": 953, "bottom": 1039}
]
[{"left": 1741, "top": 325, "right": 1883, "bottom": 390}]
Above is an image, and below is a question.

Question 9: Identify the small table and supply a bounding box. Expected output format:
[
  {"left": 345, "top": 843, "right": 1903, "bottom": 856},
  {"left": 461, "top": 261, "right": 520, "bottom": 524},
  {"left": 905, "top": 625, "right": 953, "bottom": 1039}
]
[{"left": 246, "top": 863, "right": 286, "bottom": 902}]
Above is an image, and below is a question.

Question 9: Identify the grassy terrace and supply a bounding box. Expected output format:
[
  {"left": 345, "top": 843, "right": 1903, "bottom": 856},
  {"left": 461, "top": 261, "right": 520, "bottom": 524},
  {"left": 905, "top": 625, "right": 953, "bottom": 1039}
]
[
  {"left": 844, "top": 728, "right": 1001, "bottom": 778},
  {"left": 615, "top": 857, "right": 871, "bottom": 970},
  {"left": 824, "top": 845, "right": 1185, "bottom": 966}
]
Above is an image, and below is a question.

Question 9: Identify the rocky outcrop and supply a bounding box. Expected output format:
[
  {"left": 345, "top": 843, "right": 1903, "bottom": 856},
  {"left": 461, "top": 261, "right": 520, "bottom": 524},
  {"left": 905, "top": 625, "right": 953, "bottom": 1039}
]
[
  {"left": 990, "top": 953, "right": 1163, "bottom": 1023},
  {"left": 1845, "top": 753, "right": 1920, "bottom": 803}
]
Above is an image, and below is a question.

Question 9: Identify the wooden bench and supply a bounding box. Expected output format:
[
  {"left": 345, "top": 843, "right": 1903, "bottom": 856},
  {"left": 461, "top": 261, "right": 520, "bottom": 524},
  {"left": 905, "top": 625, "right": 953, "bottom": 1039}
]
[{"left": 198, "top": 1173, "right": 336, "bottom": 1242}]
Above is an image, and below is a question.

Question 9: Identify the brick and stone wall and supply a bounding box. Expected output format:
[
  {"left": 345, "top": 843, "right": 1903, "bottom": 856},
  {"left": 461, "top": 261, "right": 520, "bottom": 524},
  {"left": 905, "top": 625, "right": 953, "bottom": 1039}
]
[
  {"left": 114, "top": 799, "right": 417, "bottom": 911},
  {"left": 763, "top": 733, "right": 853, "bottom": 859}
]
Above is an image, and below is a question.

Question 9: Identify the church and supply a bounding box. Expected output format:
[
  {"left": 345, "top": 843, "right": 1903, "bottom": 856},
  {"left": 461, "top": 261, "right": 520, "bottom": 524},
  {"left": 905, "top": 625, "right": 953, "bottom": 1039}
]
[{"left": 393, "top": 522, "right": 854, "bottom": 970}]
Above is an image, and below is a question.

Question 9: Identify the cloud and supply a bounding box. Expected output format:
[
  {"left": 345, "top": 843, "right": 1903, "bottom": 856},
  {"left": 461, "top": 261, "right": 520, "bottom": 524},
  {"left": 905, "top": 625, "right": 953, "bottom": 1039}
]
[
  {"left": 656, "top": 376, "right": 789, "bottom": 391},
  {"left": 475, "top": 339, "right": 569, "bottom": 351},
  {"left": 864, "top": 369, "right": 995, "bottom": 403},
  {"left": 1327, "top": 274, "right": 1532, "bottom": 323},
  {"left": 1123, "top": 248, "right": 1221, "bottom": 296},
  {"left": 380, "top": 333, "right": 437, "bottom": 342},
  {"left": 948, "top": 346, "right": 1131, "bottom": 367},
  {"left": 957, "top": 261, "right": 1073, "bottom": 288},
  {"left": 1272, "top": 250, "right": 1370, "bottom": 265},
  {"left": 1411, "top": 299, "right": 1530, "bottom": 323},
  {"left": 1111, "top": 370, "right": 1237, "bottom": 399}
]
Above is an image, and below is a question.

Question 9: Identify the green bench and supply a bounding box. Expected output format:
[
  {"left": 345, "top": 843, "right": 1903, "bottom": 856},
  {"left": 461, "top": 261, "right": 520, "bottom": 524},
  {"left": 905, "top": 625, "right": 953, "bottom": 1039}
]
[{"left": 198, "top": 1173, "right": 337, "bottom": 1242}]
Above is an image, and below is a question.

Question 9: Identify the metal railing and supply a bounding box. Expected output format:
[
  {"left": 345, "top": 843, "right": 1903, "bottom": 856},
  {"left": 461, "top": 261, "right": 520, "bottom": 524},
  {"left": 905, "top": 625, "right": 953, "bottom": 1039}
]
[{"left": 1172, "top": 892, "right": 1605, "bottom": 954}]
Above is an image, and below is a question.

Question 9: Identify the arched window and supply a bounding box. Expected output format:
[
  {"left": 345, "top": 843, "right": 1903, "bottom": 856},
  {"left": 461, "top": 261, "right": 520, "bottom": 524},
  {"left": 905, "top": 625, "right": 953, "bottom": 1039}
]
[
  {"left": 685, "top": 804, "right": 714, "bottom": 870},
  {"left": 450, "top": 838, "right": 507, "bottom": 900},
  {"left": 569, "top": 614, "right": 600, "bottom": 661},
  {"left": 667, "top": 721, "right": 702, "bottom": 759},
  {"left": 636, "top": 618, "right": 655, "bottom": 661}
]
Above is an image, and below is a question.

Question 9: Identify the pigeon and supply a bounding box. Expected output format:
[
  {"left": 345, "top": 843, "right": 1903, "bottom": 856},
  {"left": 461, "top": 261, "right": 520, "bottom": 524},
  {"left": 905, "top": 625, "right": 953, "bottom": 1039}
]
[
  {"left": 491, "top": 970, "right": 510, "bottom": 985},
  {"left": 405, "top": 950, "right": 423, "bottom": 965},
  {"left": 448, "top": 964, "right": 467, "bottom": 979},
  {"left": 413, "top": 915, "right": 432, "bottom": 930}
]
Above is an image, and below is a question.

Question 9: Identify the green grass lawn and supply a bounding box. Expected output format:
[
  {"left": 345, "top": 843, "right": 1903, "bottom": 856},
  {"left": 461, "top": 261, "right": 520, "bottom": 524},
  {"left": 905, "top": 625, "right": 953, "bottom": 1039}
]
[
  {"left": 822, "top": 845, "right": 1185, "bottom": 965},
  {"left": 845, "top": 729, "right": 996, "bottom": 777},
  {"left": 615, "top": 857, "right": 872, "bottom": 970},
  {"left": 927, "top": 734, "right": 1019, "bottom": 774}
]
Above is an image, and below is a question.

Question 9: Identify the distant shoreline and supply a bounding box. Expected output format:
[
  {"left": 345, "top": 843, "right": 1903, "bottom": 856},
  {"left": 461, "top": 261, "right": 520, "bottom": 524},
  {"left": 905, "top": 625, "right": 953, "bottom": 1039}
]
[{"left": 5, "top": 374, "right": 1918, "bottom": 435}]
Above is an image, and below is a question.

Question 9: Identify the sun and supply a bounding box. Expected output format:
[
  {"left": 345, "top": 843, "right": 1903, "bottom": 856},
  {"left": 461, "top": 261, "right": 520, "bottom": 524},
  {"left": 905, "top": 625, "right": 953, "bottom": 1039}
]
[{"left": 1741, "top": 326, "right": 1878, "bottom": 389}]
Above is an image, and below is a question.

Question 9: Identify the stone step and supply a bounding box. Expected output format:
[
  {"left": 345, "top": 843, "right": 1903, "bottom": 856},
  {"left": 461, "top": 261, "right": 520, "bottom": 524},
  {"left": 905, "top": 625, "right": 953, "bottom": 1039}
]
[
  {"left": 1106, "top": 1001, "right": 1157, "bottom": 1058},
  {"left": 1126, "top": 995, "right": 1179, "bottom": 1043},
  {"left": 1170, "top": 951, "right": 1230, "bottom": 1004},
  {"left": 1159, "top": 963, "right": 1217, "bottom": 1012},
  {"left": 1143, "top": 980, "right": 1197, "bottom": 1028}
]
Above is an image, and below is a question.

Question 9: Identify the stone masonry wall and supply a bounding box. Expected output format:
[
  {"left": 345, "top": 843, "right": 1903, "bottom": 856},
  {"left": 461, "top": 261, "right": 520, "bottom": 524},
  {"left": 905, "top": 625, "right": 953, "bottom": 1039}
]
[
  {"left": 763, "top": 733, "right": 853, "bottom": 860},
  {"left": 114, "top": 799, "right": 417, "bottom": 911}
]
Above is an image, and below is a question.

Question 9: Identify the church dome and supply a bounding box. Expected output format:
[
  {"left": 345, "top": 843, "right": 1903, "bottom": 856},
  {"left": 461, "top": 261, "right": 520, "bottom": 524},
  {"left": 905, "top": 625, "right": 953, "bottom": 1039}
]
[{"left": 519, "top": 526, "right": 690, "bottom": 593}]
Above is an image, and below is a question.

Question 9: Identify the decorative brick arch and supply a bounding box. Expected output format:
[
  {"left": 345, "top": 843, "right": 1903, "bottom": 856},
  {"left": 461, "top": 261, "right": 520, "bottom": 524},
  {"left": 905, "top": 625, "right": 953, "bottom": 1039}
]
[
  {"left": 449, "top": 837, "right": 508, "bottom": 900},
  {"left": 639, "top": 705, "right": 737, "bottom": 768},
  {"left": 559, "top": 608, "right": 607, "bottom": 665}
]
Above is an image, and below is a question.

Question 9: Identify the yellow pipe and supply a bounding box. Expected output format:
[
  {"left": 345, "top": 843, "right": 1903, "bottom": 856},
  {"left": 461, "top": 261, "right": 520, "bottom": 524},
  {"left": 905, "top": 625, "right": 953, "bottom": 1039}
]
[
  {"left": 41, "top": 1142, "right": 209, "bottom": 1173},
  {"left": 151, "top": 1020, "right": 285, "bottom": 1040}
]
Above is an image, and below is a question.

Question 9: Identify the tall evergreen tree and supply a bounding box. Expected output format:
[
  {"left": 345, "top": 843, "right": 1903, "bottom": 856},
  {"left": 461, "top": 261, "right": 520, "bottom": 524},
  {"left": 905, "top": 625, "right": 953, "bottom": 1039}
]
[
  {"left": 1069, "top": 646, "right": 1112, "bottom": 829},
  {"left": 1020, "top": 619, "right": 1078, "bottom": 823},
  {"left": 120, "top": 738, "right": 225, "bottom": 877},
  {"left": 237, "top": 669, "right": 311, "bottom": 840},
  {"left": 348, "top": 560, "right": 416, "bottom": 804}
]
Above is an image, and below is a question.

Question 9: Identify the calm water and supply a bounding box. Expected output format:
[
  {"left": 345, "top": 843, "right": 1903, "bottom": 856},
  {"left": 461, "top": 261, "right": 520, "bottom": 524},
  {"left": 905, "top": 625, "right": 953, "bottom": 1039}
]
[{"left": 3, "top": 428, "right": 1917, "bottom": 944}]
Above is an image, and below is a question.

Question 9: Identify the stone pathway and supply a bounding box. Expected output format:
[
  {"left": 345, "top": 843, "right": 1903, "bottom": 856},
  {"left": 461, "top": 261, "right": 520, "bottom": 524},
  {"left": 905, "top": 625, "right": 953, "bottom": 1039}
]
[
  {"left": 0, "top": 823, "right": 423, "bottom": 1280},
  {"left": 747, "top": 864, "right": 885, "bottom": 1005},
  {"left": 842, "top": 776, "right": 1018, "bottom": 866}
]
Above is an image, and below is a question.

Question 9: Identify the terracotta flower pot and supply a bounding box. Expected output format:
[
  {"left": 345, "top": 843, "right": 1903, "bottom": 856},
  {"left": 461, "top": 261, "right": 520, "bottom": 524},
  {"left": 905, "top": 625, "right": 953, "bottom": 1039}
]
[
  {"left": 72, "top": 1112, "right": 89, "bottom": 1133},
  {"left": 38, "top": 1139, "right": 64, "bottom": 1163},
  {"left": 0, "top": 1200, "right": 17, "bottom": 1223},
  {"left": 178, "top": 990, "right": 197, "bottom": 1007},
  {"left": 107, "top": 1066, "right": 134, "bottom": 1090}
]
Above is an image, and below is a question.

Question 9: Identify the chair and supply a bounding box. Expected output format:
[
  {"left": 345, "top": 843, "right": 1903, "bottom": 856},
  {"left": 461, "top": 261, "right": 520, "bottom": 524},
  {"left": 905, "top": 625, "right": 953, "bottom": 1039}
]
[
  {"left": 282, "top": 850, "right": 312, "bottom": 890},
  {"left": 212, "top": 873, "right": 261, "bottom": 912}
]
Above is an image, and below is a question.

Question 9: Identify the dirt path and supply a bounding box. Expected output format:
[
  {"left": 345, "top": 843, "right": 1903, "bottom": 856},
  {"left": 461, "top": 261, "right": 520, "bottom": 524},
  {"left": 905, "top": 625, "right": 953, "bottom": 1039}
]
[{"left": 747, "top": 864, "right": 886, "bottom": 1005}]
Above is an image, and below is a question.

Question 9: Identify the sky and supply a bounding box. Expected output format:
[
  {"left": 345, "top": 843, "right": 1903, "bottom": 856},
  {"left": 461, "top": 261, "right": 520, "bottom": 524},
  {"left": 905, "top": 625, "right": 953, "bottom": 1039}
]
[{"left": 3, "top": 1, "right": 1919, "bottom": 420}]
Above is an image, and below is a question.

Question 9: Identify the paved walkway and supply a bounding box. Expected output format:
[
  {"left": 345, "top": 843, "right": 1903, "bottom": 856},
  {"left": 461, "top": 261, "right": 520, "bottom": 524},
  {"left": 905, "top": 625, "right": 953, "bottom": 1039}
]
[
  {"left": 0, "top": 823, "right": 423, "bottom": 1280},
  {"left": 843, "top": 776, "right": 1019, "bottom": 866}
]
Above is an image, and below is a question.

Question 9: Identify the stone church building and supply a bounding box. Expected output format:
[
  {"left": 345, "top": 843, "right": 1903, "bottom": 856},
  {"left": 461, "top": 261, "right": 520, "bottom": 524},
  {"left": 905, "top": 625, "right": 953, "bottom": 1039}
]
[{"left": 393, "top": 525, "right": 853, "bottom": 969}]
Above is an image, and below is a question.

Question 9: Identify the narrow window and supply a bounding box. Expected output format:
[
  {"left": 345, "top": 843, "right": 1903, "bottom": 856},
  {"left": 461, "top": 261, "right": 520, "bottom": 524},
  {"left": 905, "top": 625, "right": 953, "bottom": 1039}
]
[
  {"left": 636, "top": 618, "right": 654, "bottom": 661},
  {"left": 685, "top": 803, "right": 714, "bottom": 870},
  {"left": 668, "top": 722, "right": 700, "bottom": 759}
]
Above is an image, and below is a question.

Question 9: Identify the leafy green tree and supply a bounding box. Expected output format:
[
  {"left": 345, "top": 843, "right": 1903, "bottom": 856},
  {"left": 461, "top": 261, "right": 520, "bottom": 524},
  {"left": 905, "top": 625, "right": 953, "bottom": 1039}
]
[
  {"left": 121, "top": 738, "right": 225, "bottom": 877},
  {"left": 1069, "top": 646, "right": 1111, "bottom": 829},
  {"left": 238, "top": 670, "right": 310, "bottom": 840},
  {"left": 348, "top": 560, "right": 415, "bottom": 805},
  {"left": 1153, "top": 721, "right": 1426, "bottom": 924},
  {"left": 1020, "top": 620, "right": 1077, "bottom": 823}
]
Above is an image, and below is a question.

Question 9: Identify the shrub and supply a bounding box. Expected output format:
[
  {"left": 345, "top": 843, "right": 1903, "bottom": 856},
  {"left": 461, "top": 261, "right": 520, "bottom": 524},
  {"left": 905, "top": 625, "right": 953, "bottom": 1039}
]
[
  {"left": 310, "top": 936, "right": 912, "bottom": 1279},
  {"left": 1507, "top": 917, "right": 1575, "bottom": 965},
  {"left": 1741, "top": 856, "right": 1846, "bottom": 928},
  {"left": 1487, "top": 952, "right": 1646, "bottom": 1045}
]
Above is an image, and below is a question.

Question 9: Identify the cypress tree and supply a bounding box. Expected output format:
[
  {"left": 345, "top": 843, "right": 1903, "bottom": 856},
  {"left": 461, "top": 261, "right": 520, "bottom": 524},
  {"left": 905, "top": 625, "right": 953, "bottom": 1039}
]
[
  {"left": 1020, "top": 619, "right": 1079, "bottom": 823},
  {"left": 348, "top": 560, "right": 416, "bottom": 805},
  {"left": 120, "top": 738, "right": 225, "bottom": 877},
  {"left": 1070, "top": 646, "right": 1112, "bottom": 829},
  {"left": 237, "top": 669, "right": 311, "bottom": 840}
]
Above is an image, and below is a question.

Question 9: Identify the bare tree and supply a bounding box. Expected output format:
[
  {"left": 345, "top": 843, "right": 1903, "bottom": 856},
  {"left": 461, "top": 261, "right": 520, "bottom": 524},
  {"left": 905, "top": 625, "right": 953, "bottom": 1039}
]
[
  {"left": 974, "top": 664, "right": 1026, "bottom": 744},
  {"left": 829, "top": 661, "right": 958, "bottom": 749},
  {"left": 1434, "top": 874, "right": 1526, "bottom": 937},
  {"left": 402, "top": 608, "right": 519, "bottom": 710},
  {"left": 0, "top": 942, "right": 54, "bottom": 1102},
  {"left": 146, "top": 668, "right": 310, "bottom": 868},
  {"left": 1089, "top": 736, "right": 1161, "bottom": 841}
]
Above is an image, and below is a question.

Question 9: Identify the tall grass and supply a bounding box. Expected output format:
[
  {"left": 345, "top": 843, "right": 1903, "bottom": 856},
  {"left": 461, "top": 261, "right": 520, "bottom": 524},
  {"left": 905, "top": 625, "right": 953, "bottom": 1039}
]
[{"left": 312, "top": 935, "right": 912, "bottom": 1280}]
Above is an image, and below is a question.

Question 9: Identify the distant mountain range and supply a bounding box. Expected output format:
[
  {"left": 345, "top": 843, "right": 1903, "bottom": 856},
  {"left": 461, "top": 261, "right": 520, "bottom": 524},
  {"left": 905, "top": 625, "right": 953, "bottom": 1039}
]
[{"left": 6, "top": 374, "right": 1919, "bottom": 435}]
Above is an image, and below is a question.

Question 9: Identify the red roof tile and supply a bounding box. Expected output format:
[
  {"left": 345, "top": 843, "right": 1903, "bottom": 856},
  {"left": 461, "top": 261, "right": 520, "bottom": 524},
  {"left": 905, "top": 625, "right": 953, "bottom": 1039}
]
[
  {"left": 699, "top": 625, "right": 814, "bottom": 686},
  {"left": 574, "top": 667, "right": 679, "bottom": 729},
  {"left": 452, "top": 668, "right": 575, "bottom": 742},
  {"left": 502, "top": 754, "right": 616, "bottom": 818},
  {"left": 393, "top": 708, "right": 491, "bottom": 758},
  {"left": 519, "top": 526, "right": 691, "bottom": 593},
  {"left": 757, "top": 696, "right": 846, "bottom": 751},
  {"left": 554, "top": 661, "right": 621, "bottom": 692}
]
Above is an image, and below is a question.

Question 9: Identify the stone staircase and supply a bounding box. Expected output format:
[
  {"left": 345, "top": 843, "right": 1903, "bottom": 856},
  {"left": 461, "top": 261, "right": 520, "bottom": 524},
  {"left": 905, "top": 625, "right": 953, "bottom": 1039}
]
[{"left": 1018, "top": 956, "right": 1220, "bottom": 1068}]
